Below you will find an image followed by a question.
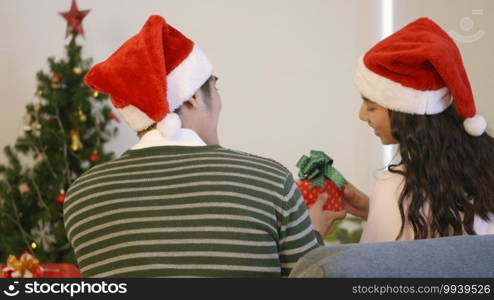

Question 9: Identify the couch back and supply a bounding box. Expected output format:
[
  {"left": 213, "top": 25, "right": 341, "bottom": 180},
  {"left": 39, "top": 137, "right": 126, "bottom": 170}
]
[{"left": 290, "top": 234, "right": 494, "bottom": 277}]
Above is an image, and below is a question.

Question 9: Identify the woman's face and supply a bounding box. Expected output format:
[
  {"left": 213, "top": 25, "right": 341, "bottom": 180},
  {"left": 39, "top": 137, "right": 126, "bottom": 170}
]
[{"left": 359, "top": 99, "right": 398, "bottom": 145}]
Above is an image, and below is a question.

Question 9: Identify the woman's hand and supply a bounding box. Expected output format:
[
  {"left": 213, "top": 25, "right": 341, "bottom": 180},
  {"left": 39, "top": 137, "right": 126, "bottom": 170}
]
[
  {"left": 308, "top": 193, "right": 347, "bottom": 238},
  {"left": 341, "top": 183, "right": 369, "bottom": 220}
]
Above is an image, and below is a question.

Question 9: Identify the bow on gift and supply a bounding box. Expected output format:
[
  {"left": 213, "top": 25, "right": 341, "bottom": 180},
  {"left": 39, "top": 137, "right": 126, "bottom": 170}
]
[
  {"left": 296, "top": 150, "right": 347, "bottom": 189},
  {"left": 1, "top": 253, "right": 42, "bottom": 278}
]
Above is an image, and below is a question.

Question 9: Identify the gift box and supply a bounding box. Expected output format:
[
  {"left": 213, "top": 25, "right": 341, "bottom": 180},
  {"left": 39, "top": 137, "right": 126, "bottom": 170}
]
[
  {"left": 0, "top": 253, "right": 81, "bottom": 278},
  {"left": 38, "top": 263, "right": 82, "bottom": 278},
  {"left": 296, "top": 150, "right": 346, "bottom": 211}
]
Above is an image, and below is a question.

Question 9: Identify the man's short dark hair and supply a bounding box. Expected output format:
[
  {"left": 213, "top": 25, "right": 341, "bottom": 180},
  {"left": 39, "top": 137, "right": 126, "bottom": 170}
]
[{"left": 198, "top": 75, "right": 213, "bottom": 101}]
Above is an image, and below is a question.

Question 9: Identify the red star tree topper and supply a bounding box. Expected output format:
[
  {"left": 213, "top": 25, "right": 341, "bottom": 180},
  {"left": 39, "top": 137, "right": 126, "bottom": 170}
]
[{"left": 59, "top": 0, "right": 90, "bottom": 38}]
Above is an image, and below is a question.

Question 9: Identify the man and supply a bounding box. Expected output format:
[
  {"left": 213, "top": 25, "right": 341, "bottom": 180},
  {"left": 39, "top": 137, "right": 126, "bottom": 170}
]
[{"left": 63, "top": 15, "right": 345, "bottom": 277}]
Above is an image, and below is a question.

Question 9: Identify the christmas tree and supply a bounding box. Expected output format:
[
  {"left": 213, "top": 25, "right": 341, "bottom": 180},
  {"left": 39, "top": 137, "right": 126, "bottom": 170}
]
[{"left": 0, "top": 0, "right": 118, "bottom": 265}]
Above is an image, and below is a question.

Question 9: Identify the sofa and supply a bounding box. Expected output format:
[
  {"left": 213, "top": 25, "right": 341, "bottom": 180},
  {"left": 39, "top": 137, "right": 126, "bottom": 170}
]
[{"left": 289, "top": 234, "right": 494, "bottom": 277}]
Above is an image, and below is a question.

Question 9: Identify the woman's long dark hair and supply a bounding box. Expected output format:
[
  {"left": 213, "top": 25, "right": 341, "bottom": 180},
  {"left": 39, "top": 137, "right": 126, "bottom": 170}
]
[{"left": 388, "top": 105, "right": 494, "bottom": 239}]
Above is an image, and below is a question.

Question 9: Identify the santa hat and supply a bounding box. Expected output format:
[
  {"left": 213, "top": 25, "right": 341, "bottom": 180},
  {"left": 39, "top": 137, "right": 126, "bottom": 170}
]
[
  {"left": 354, "top": 17, "right": 486, "bottom": 136},
  {"left": 84, "top": 15, "right": 212, "bottom": 139}
]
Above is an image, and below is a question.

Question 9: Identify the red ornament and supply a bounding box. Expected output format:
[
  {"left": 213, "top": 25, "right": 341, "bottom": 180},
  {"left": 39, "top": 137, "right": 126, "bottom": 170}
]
[
  {"left": 56, "top": 190, "right": 66, "bottom": 204},
  {"left": 88, "top": 151, "right": 100, "bottom": 162},
  {"left": 51, "top": 73, "right": 63, "bottom": 82},
  {"left": 59, "top": 0, "right": 90, "bottom": 38},
  {"left": 297, "top": 179, "right": 343, "bottom": 211}
]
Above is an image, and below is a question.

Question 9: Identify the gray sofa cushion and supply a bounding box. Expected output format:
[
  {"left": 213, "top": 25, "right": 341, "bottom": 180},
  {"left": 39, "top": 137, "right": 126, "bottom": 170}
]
[{"left": 289, "top": 234, "right": 494, "bottom": 277}]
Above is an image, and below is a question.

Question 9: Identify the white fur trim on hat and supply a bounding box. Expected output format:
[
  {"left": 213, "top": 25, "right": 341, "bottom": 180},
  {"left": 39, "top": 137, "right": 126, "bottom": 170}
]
[
  {"left": 157, "top": 112, "right": 182, "bottom": 140},
  {"left": 167, "top": 44, "right": 213, "bottom": 111},
  {"left": 118, "top": 104, "right": 155, "bottom": 131},
  {"left": 354, "top": 56, "right": 452, "bottom": 115},
  {"left": 463, "top": 114, "right": 487, "bottom": 136}
]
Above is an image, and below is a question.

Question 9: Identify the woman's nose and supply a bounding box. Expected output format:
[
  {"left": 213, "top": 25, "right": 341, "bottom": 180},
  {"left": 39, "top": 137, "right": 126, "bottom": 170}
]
[{"left": 359, "top": 102, "right": 368, "bottom": 122}]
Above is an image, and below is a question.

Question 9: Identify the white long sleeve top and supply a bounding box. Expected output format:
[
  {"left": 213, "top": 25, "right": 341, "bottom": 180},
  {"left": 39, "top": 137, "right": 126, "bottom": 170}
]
[{"left": 360, "top": 168, "right": 494, "bottom": 243}]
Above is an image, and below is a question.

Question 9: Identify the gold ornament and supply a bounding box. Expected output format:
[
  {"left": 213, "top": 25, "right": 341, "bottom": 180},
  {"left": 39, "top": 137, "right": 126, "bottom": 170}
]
[
  {"left": 31, "top": 242, "right": 37, "bottom": 249},
  {"left": 32, "top": 121, "right": 42, "bottom": 131},
  {"left": 69, "top": 130, "right": 83, "bottom": 152},
  {"left": 36, "top": 90, "right": 43, "bottom": 96},
  {"left": 73, "top": 66, "right": 82, "bottom": 74},
  {"left": 23, "top": 114, "right": 33, "bottom": 132},
  {"left": 92, "top": 91, "right": 99, "bottom": 98},
  {"left": 51, "top": 82, "right": 61, "bottom": 89},
  {"left": 77, "top": 109, "right": 87, "bottom": 122}
]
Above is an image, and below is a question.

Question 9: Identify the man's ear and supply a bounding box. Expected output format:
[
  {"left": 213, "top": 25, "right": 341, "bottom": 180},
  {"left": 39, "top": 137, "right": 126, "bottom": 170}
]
[{"left": 183, "top": 95, "right": 199, "bottom": 109}]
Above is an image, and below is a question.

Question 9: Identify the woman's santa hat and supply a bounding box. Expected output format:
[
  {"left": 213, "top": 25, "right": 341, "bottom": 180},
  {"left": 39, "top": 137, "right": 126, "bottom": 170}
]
[
  {"left": 354, "top": 17, "right": 486, "bottom": 136},
  {"left": 84, "top": 15, "right": 212, "bottom": 139}
]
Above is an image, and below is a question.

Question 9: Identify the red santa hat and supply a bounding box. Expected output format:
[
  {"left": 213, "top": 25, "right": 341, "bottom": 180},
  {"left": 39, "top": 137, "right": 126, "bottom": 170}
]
[
  {"left": 84, "top": 15, "right": 212, "bottom": 138},
  {"left": 354, "top": 17, "right": 486, "bottom": 136}
]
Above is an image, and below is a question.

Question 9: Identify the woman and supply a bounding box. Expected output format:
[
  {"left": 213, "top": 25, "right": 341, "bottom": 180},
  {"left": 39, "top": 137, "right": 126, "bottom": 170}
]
[{"left": 344, "top": 17, "right": 494, "bottom": 242}]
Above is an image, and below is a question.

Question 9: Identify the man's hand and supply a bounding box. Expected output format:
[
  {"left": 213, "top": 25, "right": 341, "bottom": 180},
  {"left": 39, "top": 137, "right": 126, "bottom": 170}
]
[
  {"left": 308, "top": 193, "right": 347, "bottom": 238},
  {"left": 341, "top": 183, "right": 369, "bottom": 220}
]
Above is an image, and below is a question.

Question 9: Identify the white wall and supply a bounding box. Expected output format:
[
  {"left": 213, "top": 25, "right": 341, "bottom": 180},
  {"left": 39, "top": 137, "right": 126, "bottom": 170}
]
[{"left": 1, "top": 0, "right": 493, "bottom": 196}]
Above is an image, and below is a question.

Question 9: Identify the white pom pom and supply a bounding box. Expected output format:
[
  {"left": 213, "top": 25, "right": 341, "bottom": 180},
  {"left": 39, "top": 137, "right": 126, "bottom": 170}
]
[
  {"left": 157, "top": 113, "right": 182, "bottom": 140},
  {"left": 463, "top": 114, "right": 487, "bottom": 136}
]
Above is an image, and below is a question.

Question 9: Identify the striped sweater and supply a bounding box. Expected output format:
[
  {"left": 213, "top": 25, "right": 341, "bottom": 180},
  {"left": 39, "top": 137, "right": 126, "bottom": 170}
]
[{"left": 63, "top": 145, "right": 323, "bottom": 277}]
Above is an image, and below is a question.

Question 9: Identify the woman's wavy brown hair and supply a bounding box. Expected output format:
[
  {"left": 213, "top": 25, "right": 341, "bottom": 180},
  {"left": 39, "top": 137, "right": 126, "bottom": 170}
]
[{"left": 388, "top": 105, "right": 494, "bottom": 239}]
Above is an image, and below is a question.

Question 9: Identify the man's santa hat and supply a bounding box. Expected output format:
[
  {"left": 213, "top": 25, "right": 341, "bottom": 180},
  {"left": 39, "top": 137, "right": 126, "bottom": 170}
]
[
  {"left": 84, "top": 15, "right": 212, "bottom": 139},
  {"left": 354, "top": 17, "right": 487, "bottom": 136}
]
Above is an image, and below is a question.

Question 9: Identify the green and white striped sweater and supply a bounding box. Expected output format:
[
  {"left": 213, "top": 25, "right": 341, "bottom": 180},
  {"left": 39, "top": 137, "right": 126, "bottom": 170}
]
[{"left": 63, "top": 145, "right": 323, "bottom": 277}]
